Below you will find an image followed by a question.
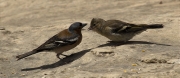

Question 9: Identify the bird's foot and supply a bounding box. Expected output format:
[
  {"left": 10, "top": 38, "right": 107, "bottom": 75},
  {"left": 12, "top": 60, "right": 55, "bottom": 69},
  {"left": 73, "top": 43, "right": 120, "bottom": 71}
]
[
  {"left": 56, "top": 54, "right": 62, "bottom": 60},
  {"left": 56, "top": 53, "right": 69, "bottom": 60}
]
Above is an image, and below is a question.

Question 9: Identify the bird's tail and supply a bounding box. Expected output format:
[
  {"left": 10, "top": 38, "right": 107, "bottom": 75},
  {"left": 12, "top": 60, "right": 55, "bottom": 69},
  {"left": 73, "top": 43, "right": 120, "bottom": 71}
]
[
  {"left": 138, "top": 24, "right": 164, "bottom": 29},
  {"left": 16, "top": 50, "right": 39, "bottom": 60},
  {"left": 146, "top": 24, "right": 164, "bottom": 29}
]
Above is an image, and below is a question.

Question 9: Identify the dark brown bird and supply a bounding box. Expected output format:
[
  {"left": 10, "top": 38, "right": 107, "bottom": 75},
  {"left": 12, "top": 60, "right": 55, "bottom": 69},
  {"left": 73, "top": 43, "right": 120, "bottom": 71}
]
[
  {"left": 16, "top": 22, "right": 87, "bottom": 60},
  {"left": 89, "top": 18, "right": 163, "bottom": 42}
]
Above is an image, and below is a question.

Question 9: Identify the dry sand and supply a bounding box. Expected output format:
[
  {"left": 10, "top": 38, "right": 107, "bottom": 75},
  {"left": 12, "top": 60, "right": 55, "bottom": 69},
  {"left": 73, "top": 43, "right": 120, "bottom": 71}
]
[{"left": 0, "top": 0, "right": 180, "bottom": 78}]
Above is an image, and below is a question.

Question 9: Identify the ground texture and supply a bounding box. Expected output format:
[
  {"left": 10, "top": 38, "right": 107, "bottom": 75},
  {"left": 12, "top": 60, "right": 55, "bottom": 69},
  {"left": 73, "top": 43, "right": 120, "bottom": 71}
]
[{"left": 0, "top": 0, "right": 180, "bottom": 78}]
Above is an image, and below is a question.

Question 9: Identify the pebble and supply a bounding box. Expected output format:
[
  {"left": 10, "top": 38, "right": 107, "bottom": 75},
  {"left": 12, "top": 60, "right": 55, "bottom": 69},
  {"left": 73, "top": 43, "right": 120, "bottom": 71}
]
[
  {"left": 91, "top": 48, "right": 114, "bottom": 57},
  {"left": 21, "top": 74, "right": 26, "bottom": 76},
  {"left": 0, "top": 27, "right": 5, "bottom": 30},
  {"left": 167, "top": 59, "right": 180, "bottom": 64},
  {"left": 132, "top": 64, "right": 137, "bottom": 66},
  {"left": 159, "top": 1, "right": 163, "bottom": 4}
]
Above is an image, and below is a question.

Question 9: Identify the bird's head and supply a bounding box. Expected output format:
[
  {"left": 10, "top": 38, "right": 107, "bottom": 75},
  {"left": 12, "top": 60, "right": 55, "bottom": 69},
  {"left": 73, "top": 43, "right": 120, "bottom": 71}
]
[
  {"left": 68, "top": 22, "right": 87, "bottom": 32},
  {"left": 89, "top": 18, "right": 105, "bottom": 30}
]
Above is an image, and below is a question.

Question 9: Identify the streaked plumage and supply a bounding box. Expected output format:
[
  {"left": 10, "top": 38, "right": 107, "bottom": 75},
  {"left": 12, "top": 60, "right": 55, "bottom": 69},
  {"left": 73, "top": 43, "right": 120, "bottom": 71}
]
[{"left": 89, "top": 18, "right": 163, "bottom": 42}]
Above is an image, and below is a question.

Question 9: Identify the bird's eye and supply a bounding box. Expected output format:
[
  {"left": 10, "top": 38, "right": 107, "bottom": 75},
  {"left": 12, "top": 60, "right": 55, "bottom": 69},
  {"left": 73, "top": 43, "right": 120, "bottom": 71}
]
[
  {"left": 93, "top": 23, "right": 96, "bottom": 26},
  {"left": 79, "top": 23, "right": 82, "bottom": 26}
]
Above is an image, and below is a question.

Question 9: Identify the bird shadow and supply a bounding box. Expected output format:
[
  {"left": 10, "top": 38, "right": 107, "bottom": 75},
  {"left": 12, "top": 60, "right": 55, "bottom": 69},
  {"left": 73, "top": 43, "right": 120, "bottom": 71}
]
[
  {"left": 97, "top": 41, "right": 171, "bottom": 48},
  {"left": 21, "top": 49, "right": 91, "bottom": 71}
]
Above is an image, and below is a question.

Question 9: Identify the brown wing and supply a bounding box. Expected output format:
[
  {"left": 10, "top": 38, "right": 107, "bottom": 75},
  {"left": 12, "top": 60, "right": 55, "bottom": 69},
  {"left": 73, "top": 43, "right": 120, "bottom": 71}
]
[
  {"left": 106, "top": 20, "right": 146, "bottom": 33},
  {"left": 35, "top": 29, "right": 80, "bottom": 52}
]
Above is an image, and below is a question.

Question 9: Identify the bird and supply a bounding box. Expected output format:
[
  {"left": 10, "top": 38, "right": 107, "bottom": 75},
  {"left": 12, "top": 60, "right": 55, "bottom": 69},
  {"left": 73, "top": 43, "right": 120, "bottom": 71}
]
[
  {"left": 16, "top": 22, "right": 87, "bottom": 60},
  {"left": 89, "top": 18, "right": 163, "bottom": 42}
]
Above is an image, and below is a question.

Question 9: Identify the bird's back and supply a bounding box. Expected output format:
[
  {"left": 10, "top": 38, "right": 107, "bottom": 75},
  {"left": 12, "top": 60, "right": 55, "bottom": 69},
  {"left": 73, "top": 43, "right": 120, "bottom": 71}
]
[{"left": 98, "top": 19, "right": 163, "bottom": 42}]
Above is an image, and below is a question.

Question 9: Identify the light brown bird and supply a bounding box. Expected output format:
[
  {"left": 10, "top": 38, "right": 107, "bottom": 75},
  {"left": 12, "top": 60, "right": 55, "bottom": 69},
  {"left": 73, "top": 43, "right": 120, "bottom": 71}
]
[
  {"left": 89, "top": 18, "right": 163, "bottom": 42},
  {"left": 16, "top": 22, "right": 87, "bottom": 60}
]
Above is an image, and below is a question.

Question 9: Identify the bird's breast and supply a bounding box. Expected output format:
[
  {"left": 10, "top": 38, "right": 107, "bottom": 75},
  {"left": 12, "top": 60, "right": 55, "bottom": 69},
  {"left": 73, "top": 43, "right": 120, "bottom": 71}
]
[{"left": 94, "top": 27, "right": 135, "bottom": 42}]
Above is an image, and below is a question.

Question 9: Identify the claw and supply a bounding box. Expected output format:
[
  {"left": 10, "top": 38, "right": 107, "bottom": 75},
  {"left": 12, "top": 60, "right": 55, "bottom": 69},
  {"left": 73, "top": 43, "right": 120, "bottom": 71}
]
[
  {"left": 56, "top": 53, "right": 69, "bottom": 59},
  {"left": 56, "top": 53, "right": 61, "bottom": 59}
]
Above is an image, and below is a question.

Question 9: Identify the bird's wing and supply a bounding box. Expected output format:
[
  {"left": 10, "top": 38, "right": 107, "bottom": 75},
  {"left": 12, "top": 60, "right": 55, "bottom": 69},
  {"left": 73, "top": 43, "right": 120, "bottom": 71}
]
[
  {"left": 106, "top": 20, "right": 146, "bottom": 34},
  {"left": 36, "top": 33, "right": 79, "bottom": 51}
]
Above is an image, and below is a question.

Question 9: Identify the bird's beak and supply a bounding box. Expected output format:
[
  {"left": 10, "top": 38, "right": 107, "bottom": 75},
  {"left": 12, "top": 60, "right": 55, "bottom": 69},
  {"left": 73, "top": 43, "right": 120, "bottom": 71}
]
[{"left": 82, "top": 23, "right": 87, "bottom": 27}]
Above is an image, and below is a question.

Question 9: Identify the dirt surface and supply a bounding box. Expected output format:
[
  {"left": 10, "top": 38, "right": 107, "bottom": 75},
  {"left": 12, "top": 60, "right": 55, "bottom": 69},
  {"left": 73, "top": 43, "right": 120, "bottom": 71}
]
[{"left": 0, "top": 0, "right": 180, "bottom": 78}]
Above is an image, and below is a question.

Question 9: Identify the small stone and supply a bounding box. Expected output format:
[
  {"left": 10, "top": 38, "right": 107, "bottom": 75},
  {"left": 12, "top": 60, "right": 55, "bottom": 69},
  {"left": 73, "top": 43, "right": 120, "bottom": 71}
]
[
  {"left": 132, "top": 64, "right": 137, "bottom": 66},
  {"left": 21, "top": 74, "right": 26, "bottom": 76},
  {"left": 91, "top": 48, "right": 114, "bottom": 57},
  {"left": 42, "top": 76, "right": 46, "bottom": 78},
  {"left": 167, "top": 59, "right": 180, "bottom": 64},
  {"left": 124, "top": 70, "right": 127, "bottom": 73},
  {"left": 142, "top": 50, "right": 145, "bottom": 52},
  {"left": 0, "top": 27, "right": 5, "bottom": 30},
  {"left": 159, "top": 1, "right": 163, "bottom": 4},
  {"left": 131, "top": 69, "right": 137, "bottom": 72}
]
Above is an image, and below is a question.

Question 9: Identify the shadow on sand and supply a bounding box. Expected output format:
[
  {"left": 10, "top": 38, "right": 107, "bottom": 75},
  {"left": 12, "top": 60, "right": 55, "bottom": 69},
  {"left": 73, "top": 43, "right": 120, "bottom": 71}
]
[
  {"left": 97, "top": 41, "right": 171, "bottom": 47},
  {"left": 21, "top": 41, "right": 170, "bottom": 71},
  {"left": 21, "top": 49, "right": 91, "bottom": 71}
]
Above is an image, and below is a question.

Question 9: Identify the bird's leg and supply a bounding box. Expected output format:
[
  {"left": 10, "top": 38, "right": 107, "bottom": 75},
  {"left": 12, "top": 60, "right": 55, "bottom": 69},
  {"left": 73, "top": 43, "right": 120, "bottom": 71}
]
[
  {"left": 60, "top": 53, "right": 68, "bottom": 57},
  {"left": 56, "top": 53, "right": 62, "bottom": 60},
  {"left": 56, "top": 53, "right": 69, "bottom": 60}
]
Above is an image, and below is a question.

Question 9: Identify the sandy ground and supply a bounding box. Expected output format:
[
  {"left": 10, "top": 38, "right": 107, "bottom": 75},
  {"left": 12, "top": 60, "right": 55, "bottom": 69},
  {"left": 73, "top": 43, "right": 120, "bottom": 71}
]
[{"left": 0, "top": 0, "right": 180, "bottom": 78}]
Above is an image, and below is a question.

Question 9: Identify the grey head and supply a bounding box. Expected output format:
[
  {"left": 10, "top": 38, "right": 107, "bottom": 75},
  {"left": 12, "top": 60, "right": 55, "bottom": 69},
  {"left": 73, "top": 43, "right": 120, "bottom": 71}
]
[{"left": 68, "top": 22, "right": 87, "bottom": 32}]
